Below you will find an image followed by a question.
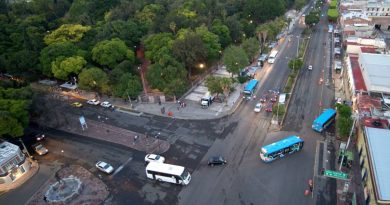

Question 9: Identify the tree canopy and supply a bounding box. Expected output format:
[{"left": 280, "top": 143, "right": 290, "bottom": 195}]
[
  {"left": 222, "top": 45, "right": 249, "bottom": 76},
  {"left": 92, "top": 38, "right": 135, "bottom": 69}
]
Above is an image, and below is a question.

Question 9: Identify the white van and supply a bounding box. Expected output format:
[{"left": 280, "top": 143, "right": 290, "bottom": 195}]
[
  {"left": 201, "top": 92, "right": 214, "bottom": 107},
  {"left": 268, "top": 50, "right": 278, "bottom": 64}
]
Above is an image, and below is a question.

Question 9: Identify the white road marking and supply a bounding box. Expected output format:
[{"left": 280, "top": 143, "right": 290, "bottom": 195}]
[{"left": 111, "top": 156, "right": 132, "bottom": 177}]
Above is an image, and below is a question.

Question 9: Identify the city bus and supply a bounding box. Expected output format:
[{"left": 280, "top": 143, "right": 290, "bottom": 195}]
[
  {"left": 312, "top": 108, "right": 336, "bottom": 132},
  {"left": 146, "top": 162, "right": 191, "bottom": 185},
  {"left": 243, "top": 79, "right": 259, "bottom": 100},
  {"left": 260, "top": 135, "right": 304, "bottom": 162},
  {"left": 267, "top": 50, "right": 279, "bottom": 64}
]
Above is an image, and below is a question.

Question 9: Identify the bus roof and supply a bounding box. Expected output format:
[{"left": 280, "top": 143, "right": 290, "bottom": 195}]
[
  {"left": 244, "top": 79, "right": 258, "bottom": 91},
  {"left": 146, "top": 162, "right": 185, "bottom": 176},
  {"left": 261, "top": 136, "right": 303, "bottom": 154},
  {"left": 313, "top": 109, "right": 336, "bottom": 125}
]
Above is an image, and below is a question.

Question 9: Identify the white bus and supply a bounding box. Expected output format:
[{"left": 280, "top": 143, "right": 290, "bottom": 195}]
[
  {"left": 267, "top": 50, "right": 279, "bottom": 64},
  {"left": 146, "top": 162, "right": 191, "bottom": 185}
]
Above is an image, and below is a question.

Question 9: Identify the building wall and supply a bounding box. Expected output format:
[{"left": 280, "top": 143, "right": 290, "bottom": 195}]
[
  {"left": 356, "top": 127, "right": 376, "bottom": 205},
  {"left": 0, "top": 157, "right": 31, "bottom": 185}
]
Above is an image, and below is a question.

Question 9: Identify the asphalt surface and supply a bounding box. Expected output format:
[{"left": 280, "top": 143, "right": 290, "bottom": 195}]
[{"left": 282, "top": 4, "right": 337, "bottom": 205}]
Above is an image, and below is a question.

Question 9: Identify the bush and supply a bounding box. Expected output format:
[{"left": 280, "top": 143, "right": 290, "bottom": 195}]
[
  {"left": 272, "top": 104, "right": 285, "bottom": 117},
  {"left": 237, "top": 75, "right": 250, "bottom": 84},
  {"left": 284, "top": 76, "right": 294, "bottom": 93}
]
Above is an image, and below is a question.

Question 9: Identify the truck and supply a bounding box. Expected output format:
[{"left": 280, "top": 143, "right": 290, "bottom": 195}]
[{"left": 201, "top": 92, "right": 215, "bottom": 107}]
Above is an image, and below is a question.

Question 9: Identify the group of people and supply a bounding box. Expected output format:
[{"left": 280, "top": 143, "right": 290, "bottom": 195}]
[{"left": 177, "top": 100, "right": 186, "bottom": 109}]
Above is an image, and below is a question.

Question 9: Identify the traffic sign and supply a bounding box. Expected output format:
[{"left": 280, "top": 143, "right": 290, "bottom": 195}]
[{"left": 324, "top": 170, "right": 348, "bottom": 180}]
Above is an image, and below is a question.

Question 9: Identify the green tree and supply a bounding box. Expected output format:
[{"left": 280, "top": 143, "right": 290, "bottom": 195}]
[
  {"left": 205, "top": 76, "right": 223, "bottom": 96},
  {"left": 337, "top": 115, "right": 353, "bottom": 138},
  {"left": 211, "top": 19, "right": 232, "bottom": 48},
  {"left": 92, "top": 38, "right": 135, "bottom": 69},
  {"left": 243, "top": 0, "right": 286, "bottom": 23},
  {"left": 94, "top": 20, "right": 145, "bottom": 47},
  {"left": 113, "top": 73, "right": 142, "bottom": 98},
  {"left": 146, "top": 56, "right": 188, "bottom": 96},
  {"left": 288, "top": 58, "right": 303, "bottom": 70},
  {"left": 305, "top": 11, "right": 320, "bottom": 27},
  {"left": 51, "top": 56, "right": 87, "bottom": 80},
  {"left": 241, "top": 37, "right": 259, "bottom": 61},
  {"left": 135, "top": 4, "right": 164, "bottom": 32},
  {"left": 195, "top": 25, "right": 221, "bottom": 60},
  {"left": 39, "top": 42, "right": 86, "bottom": 76},
  {"left": 172, "top": 32, "right": 207, "bottom": 78},
  {"left": 78, "top": 67, "right": 110, "bottom": 94},
  {"left": 44, "top": 24, "right": 91, "bottom": 45},
  {"left": 222, "top": 45, "right": 249, "bottom": 76},
  {"left": 327, "top": 9, "right": 339, "bottom": 22},
  {"left": 143, "top": 33, "right": 174, "bottom": 63},
  {"left": 0, "top": 86, "right": 32, "bottom": 138}
]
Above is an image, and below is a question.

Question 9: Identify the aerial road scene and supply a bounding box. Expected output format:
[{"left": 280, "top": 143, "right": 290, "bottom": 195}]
[{"left": 2, "top": 0, "right": 390, "bottom": 205}]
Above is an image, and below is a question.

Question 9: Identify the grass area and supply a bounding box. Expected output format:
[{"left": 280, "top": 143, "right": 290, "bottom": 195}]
[{"left": 272, "top": 104, "right": 286, "bottom": 120}]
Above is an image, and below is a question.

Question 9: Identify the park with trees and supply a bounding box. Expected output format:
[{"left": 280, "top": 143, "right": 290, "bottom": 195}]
[{"left": 0, "top": 0, "right": 309, "bottom": 137}]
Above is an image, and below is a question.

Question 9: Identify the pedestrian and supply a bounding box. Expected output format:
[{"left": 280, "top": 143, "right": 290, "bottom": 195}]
[
  {"left": 43, "top": 196, "right": 47, "bottom": 202},
  {"left": 158, "top": 100, "right": 161, "bottom": 106},
  {"left": 184, "top": 102, "right": 186, "bottom": 107},
  {"left": 177, "top": 106, "right": 180, "bottom": 110}
]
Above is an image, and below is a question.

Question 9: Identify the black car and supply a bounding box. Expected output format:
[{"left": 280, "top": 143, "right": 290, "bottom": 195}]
[{"left": 208, "top": 156, "right": 227, "bottom": 166}]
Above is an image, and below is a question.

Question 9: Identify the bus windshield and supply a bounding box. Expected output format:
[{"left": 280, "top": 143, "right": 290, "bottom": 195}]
[{"left": 180, "top": 169, "right": 189, "bottom": 180}]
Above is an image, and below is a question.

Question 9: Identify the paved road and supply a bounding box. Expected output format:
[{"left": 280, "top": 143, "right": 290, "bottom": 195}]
[
  {"left": 282, "top": 3, "right": 337, "bottom": 205},
  {"left": 177, "top": 3, "right": 325, "bottom": 205}
]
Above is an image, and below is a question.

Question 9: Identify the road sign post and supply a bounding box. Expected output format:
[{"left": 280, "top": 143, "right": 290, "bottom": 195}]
[{"left": 324, "top": 170, "right": 348, "bottom": 180}]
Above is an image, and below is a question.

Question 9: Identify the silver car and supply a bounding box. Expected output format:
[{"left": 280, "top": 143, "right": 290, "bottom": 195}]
[
  {"left": 34, "top": 144, "right": 48, "bottom": 155},
  {"left": 96, "top": 161, "right": 114, "bottom": 174}
]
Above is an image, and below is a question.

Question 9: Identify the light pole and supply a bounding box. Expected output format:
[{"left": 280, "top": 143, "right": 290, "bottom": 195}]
[{"left": 19, "top": 138, "right": 31, "bottom": 159}]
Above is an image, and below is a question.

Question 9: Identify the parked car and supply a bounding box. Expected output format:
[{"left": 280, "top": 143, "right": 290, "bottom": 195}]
[
  {"left": 308, "top": 65, "right": 313, "bottom": 70},
  {"left": 33, "top": 144, "right": 48, "bottom": 155},
  {"left": 95, "top": 161, "right": 114, "bottom": 174},
  {"left": 265, "top": 102, "right": 273, "bottom": 112},
  {"left": 208, "top": 156, "right": 227, "bottom": 166},
  {"left": 254, "top": 103, "right": 262, "bottom": 113},
  {"left": 87, "top": 99, "right": 100, "bottom": 105},
  {"left": 71, "top": 102, "right": 83, "bottom": 107},
  {"left": 100, "top": 101, "right": 112, "bottom": 108},
  {"left": 145, "top": 154, "right": 165, "bottom": 164}
]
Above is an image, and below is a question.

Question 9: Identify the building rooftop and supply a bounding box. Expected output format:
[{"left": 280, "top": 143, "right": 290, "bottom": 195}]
[
  {"left": 0, "top": 141, "right": 20, "bottom": 163},
  {"left": 359, "top": 53, "right": 390, "bottom": 93},
  {"left": 349, "top": 56, "right": 367, "bottom": 92},
  {"left": 365, "top": 127, "right": 390, "bottom": 202},
  {"left": 360, "top": 47, "right": 377, "bottom": 53}
]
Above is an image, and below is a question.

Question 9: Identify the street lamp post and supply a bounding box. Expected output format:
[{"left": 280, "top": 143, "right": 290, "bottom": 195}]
[{"left": 19, "top": 138, "right": 31, "bottom": 158}]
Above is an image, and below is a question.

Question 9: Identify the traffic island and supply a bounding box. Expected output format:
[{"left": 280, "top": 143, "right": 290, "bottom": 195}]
[{"left": 26, "top": 165, "right": 109, "bottom": 205}]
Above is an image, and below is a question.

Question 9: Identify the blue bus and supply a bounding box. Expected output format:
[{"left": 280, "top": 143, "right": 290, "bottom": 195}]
[
  {"left": 312, "top": 108, "right": 336, "bottom": 132},
  {"left": 243, "top": 79, "right": 258, "bottom": 100},
  {"left": 260, "top": 136, "right": 304, "bottom": 162}
]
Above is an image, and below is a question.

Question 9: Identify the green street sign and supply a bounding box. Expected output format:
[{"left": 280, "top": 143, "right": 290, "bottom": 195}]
[{"left": 324, "top": 170, "right": 348, "bottom": 180}]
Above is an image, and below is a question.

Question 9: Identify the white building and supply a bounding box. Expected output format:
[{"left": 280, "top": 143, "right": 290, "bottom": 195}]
[
  {"left": 364, "top": 0, "right": 390, "bottom": 17},
  {"left": 0, "top": 140, "right": 31, "bottom": 185},
  {"left": 358, "top": 53, "right": 390, "bottom": 94}
]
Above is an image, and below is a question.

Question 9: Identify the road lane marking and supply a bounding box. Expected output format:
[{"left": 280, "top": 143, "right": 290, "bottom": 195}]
[{"left": 111, "top": 156, "right": 132, "bottom": 177}]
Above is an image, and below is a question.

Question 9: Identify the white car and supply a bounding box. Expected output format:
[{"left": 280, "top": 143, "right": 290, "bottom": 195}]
[
  {"left": 145, "top": 154, "right": 165, "bottom": 164},
  {"left": 254, "top": 103, "right": 262, "bottom": 113},
  {"left": 308, "top": 65, "right": 313, "bottom": 70},
  {"left": 95, "top": 161, "right": 114, "bottom": 174},
  {"left": 100, "top": 101, "right": 112, "bottom": 108},
  {"left": 87, "top": 99, "right": 100, "bottom": 105}
]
